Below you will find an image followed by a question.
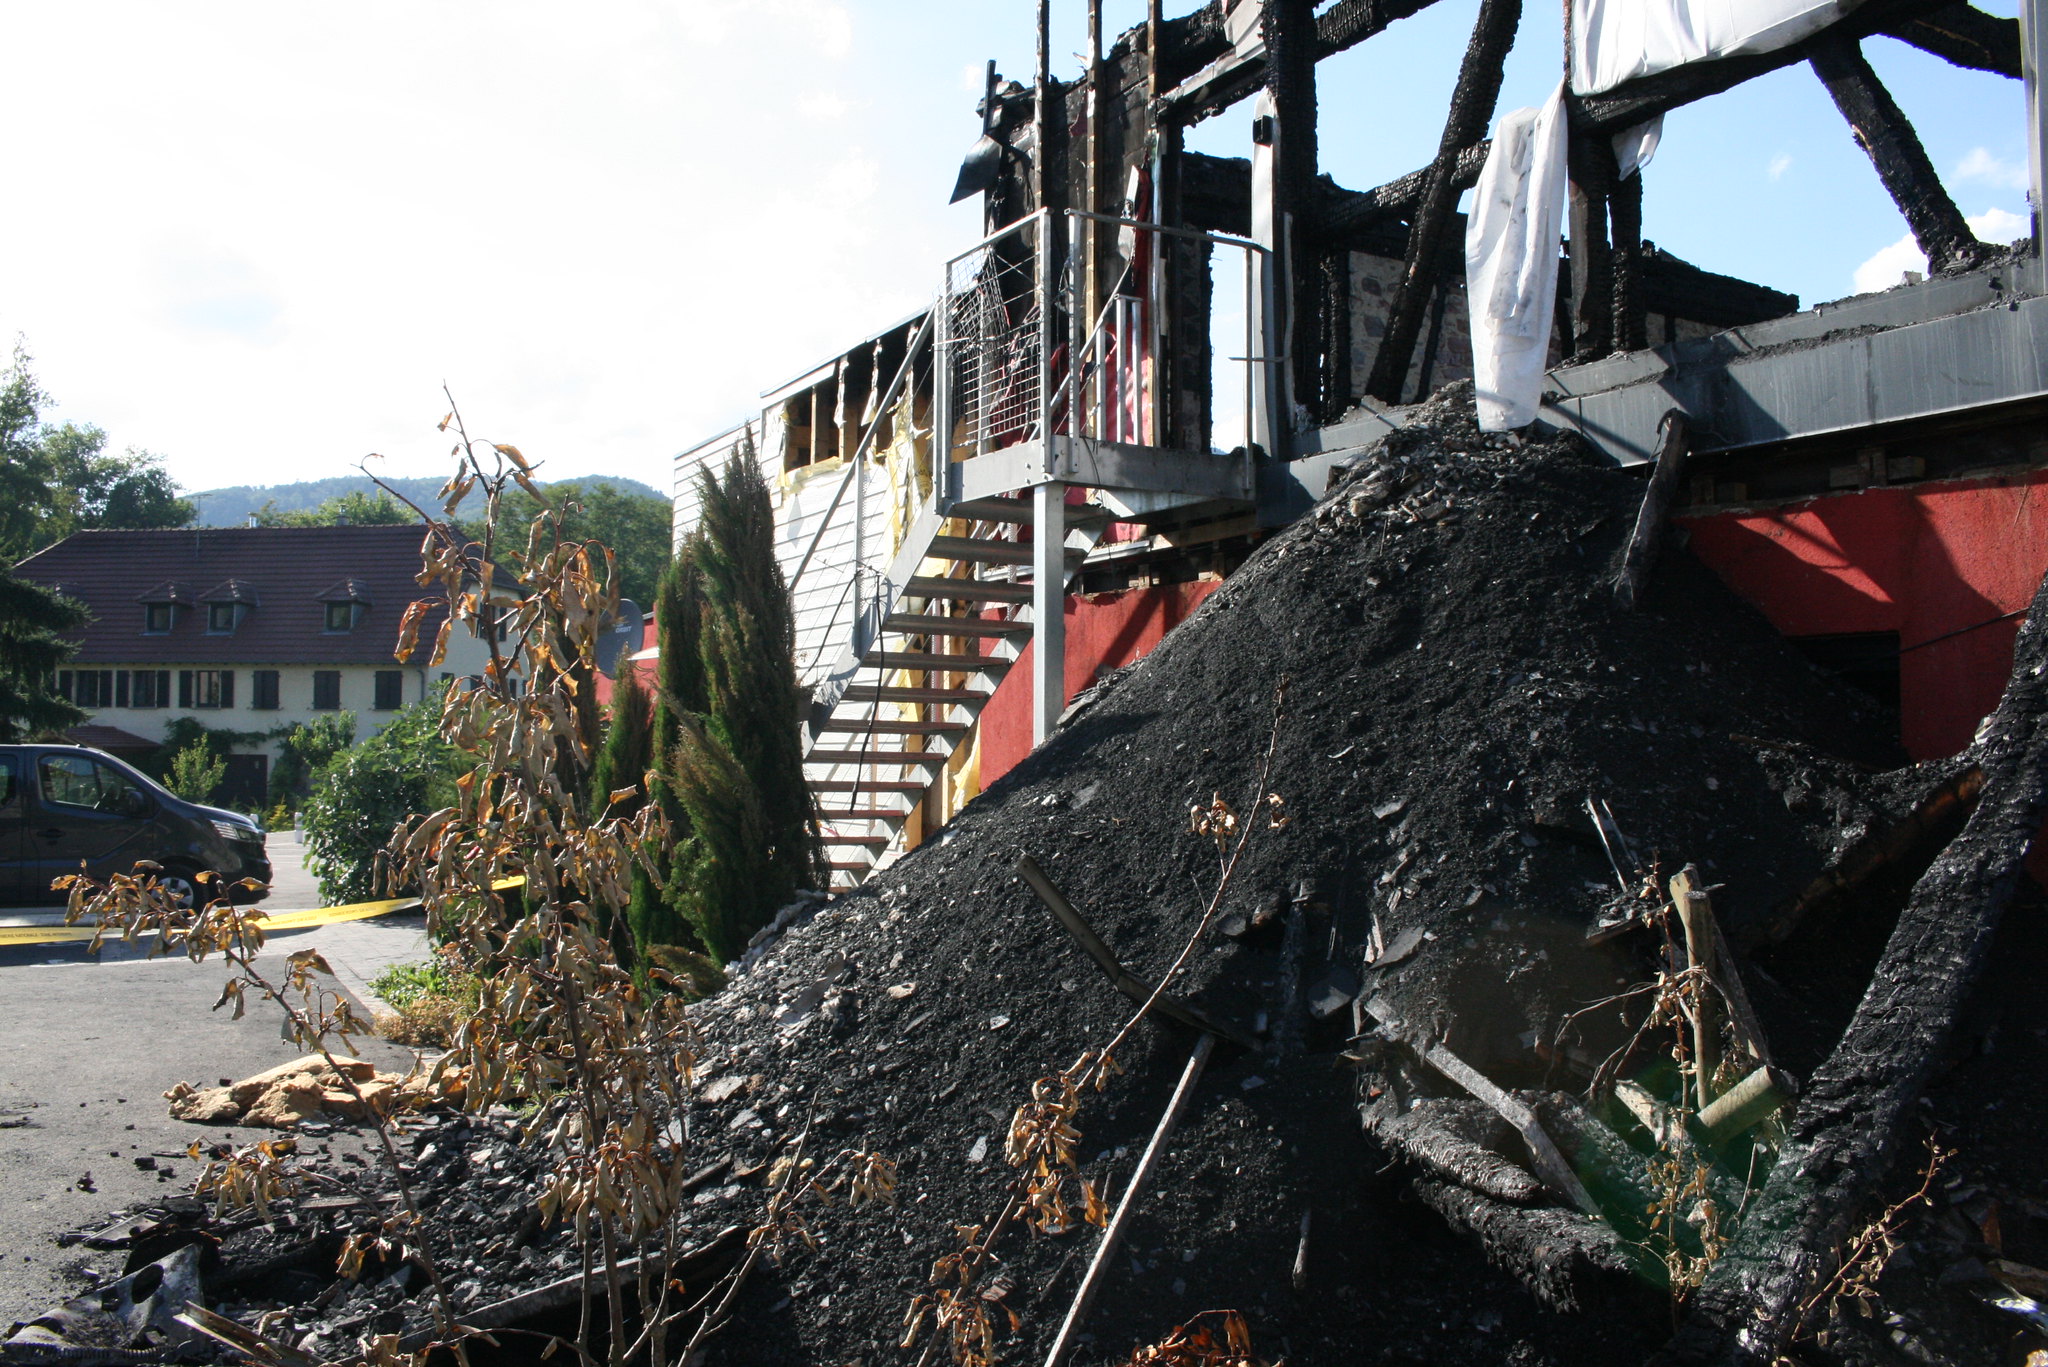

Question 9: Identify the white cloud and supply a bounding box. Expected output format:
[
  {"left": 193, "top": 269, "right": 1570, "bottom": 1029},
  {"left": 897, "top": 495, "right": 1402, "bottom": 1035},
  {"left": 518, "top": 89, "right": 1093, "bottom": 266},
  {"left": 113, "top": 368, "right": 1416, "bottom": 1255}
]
[
  {"left": 1851, "top": 208, "right": 2033, "bottom": 294},
  {"left": 1955, "top": 146, "right": 2030, "bottom": 191},
  {"left": 1767, "top": 153, "right": 1792, "bottom": 181}
]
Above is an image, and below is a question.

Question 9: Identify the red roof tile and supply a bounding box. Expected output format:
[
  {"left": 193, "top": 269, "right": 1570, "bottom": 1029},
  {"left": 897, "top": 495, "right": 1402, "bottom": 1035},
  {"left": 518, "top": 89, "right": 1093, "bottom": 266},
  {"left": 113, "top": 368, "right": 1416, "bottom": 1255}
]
[{"left": 15, "top": 526, "right": 448, "bottom": 666}]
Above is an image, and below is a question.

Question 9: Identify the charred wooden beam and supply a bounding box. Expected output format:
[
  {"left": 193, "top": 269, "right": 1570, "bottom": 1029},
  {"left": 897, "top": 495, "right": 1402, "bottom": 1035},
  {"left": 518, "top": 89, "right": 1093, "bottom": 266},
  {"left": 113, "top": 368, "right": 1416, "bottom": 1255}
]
[
  {"left": 1566, "top": 132, "right": 1617, "bottom": 361},
  {"left": 1320, "top": 141, "right": 1491, "bottom": 242},
  {"left": 1810, "top": 33, "right": 1989, "bottom": 274},
  {"left": 1155, "top": 0, "right": 1443, "bottom": 123},
  {"left": 1575, "top": 0, "right": 1953, "bottom": 134},
  {"left": 1365, "top": 0, "right": 1521, "bottom": 404},
  {"left": 1610, "top": 165, "right": 1647, "bottom": 352},
  {"left": 1265, "top": 0, "right": 1326, "bottom": 417},
  {"left": 1882, "top": 3, "right": 2023, "bottom": 77},
  {"left": 1655, "top": 569, "right": 2048, "bottom": 1367}
]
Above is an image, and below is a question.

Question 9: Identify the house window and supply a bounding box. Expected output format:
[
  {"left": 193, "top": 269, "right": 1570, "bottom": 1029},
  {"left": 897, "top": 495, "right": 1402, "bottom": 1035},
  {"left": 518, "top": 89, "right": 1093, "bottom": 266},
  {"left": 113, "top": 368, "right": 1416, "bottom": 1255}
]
[
  {"left": 187, "top": 669, "right": 232, "bottom": 709},
  {"left": 130, "top": 670, "right": 169, "bottom": 709},
  {"left": 312, "top": 671, "right": 342, "bottom": 710},
  {"left": 373, "top": 670, "right": 403, "bottom": 711},
  {"left": 325, "top": 602, "right": 357, "bottom": 632},
  {"left": 144, "top": 603, "right": 173, "bottom": 634},
  {"left": 70, "top": 670, "right": 115, "bottom": 708},
  {"left": 207, "top": 602, "right": 238, "bottom": 633},
  {"left": 251, "top": 670, "right": 281, "bottom": 710}
]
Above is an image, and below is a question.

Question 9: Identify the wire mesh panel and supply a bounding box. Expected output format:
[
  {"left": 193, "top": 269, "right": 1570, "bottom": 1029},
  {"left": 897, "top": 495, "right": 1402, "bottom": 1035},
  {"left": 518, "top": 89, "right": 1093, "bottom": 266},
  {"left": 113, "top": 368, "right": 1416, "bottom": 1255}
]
[{"left": 943, "top": 226, "right": 1044, "bottom": 458}]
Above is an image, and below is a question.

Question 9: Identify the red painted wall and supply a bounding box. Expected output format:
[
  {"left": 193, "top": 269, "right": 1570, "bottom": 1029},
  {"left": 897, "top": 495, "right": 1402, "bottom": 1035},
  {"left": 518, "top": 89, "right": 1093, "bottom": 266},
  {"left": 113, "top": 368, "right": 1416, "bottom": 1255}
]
[
  {"left": 1682, "top": 471, "right": 2048, "bottom": 760},
  {"left": 977, "top": 581, "right": 1223, "bottom": 785}
]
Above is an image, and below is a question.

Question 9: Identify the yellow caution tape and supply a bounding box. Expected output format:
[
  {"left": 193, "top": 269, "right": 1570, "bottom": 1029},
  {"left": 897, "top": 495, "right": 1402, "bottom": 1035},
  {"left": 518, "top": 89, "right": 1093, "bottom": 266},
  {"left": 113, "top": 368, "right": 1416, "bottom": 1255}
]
[{"left": 0, "top": 877, "right": 524, "bottom": 948}]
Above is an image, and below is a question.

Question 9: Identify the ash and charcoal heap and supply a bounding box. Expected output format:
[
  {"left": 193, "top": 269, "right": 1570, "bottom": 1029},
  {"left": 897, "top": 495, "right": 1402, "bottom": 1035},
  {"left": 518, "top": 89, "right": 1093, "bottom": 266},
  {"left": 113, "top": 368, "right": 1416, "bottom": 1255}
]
[
  {"left": 673, "top": 385, "right": 2021, "bottom": 1365},
  {"left": 26, "top": 386, "right": 2042, "bottom": 1367}
]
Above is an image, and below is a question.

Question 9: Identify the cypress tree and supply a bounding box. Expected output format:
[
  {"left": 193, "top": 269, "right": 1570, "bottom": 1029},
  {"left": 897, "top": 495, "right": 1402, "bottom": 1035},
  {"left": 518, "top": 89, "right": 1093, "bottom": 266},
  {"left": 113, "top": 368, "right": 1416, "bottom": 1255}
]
[
  {"left": 666, "top": 444, "right": 821, "bottom": 962},
  {"left": 631, "top": 545, "right": 707, "bottom": 959}
]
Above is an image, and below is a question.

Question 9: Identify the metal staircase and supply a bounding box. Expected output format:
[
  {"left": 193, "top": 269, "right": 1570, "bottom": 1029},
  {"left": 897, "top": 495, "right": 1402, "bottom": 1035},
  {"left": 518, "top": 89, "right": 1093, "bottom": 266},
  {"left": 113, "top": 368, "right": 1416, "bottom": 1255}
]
[
  {"left": 778, "top": 206, "right": 1270, "bottom": 890},
  {"left": 803, "top": 494, "right": 1112, "bottom": 888}
]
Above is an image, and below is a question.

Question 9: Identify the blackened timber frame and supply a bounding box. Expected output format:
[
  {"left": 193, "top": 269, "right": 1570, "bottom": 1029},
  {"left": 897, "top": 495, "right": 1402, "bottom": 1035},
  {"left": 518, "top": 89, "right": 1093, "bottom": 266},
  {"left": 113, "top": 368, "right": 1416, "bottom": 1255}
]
[{"left": 1364, "top": 0, "right": 1521, "bottom": 405}]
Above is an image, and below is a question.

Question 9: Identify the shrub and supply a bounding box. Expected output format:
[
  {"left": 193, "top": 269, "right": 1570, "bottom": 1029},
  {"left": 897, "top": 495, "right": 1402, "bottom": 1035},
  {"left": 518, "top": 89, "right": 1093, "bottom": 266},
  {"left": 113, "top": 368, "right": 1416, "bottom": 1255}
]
[
  {"left": 268, "top": 712, "right": 356, "bottom": 815},
  {"left": 164, "top": 738, "right": 225, "bottom": 803},
  {"left": 299, "top": 693, "right": 459, "bottom": 904},
  {"left": 369, "top": 950, "right": 479, "bottom": 1047}
]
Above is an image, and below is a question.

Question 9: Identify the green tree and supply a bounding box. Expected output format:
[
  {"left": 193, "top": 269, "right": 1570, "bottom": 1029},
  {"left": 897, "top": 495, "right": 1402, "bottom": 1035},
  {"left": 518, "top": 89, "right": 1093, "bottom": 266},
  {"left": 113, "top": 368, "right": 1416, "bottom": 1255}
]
[
  {"left": 164, "top": 738, "right": 226, "bottom": 803},
  {"left": 632, "top": 550, "right": 707, "bottom": 958},
  {"left": 268, "top": 713, "right": 358, "bottom": 812},
  {"left": 300, "top": 693, "right": 460, "bottom": 904},
  {"left": 253, "top": 490, "right": 411, "bottom": 527},
  {"left": 662, "top": 446, "right": 819, "bottom": 963},
  {"left": 464, "top": 479, "right": 672, "bottom": 606},
  {"left": 0, "top": 564, "right": 88, "bottom": 741},
  {"left": 0, "top": 345, "right": 193, "bottom": 561}
]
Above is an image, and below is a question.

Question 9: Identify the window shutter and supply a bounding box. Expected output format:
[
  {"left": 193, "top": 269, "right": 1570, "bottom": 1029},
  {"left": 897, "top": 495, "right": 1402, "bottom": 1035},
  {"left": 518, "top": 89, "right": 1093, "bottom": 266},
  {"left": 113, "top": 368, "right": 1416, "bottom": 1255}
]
[
  {"left": 57, "top": 671, "right": 72, "bottom": 701},
  {"left": 178, "top": 671, "right": 192, "bottom": 708},
  {"left": 220, "top": 671, "right": 235, "bottom": 708},
  {"left": 116, "top": 672, "right": 130, "bottom": 708},
  {"left": 157, "top": 671, "right": 170, "bottom": 709}
]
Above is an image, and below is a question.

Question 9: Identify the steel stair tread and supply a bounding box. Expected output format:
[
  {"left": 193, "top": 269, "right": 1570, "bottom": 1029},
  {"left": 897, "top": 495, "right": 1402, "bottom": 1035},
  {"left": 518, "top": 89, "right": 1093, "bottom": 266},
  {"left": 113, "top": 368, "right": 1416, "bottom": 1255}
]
[
  {"left": 816, "top": 719, "right": 971, "bottom": 735},
  {"left": 902, "top": 576, "right": 1033, "bottom": 604},
  {"left": 841, "top": 684, "right": 991, "bottom": 704},
  {"left": 809, "top": 779, "right": 932, "bottom": 794},
  {"left": 882, "top": 614, "right": 1030, "bottom": 638},
  {"left": 861, "top": 651, "right": 1010, "bottom": 673},
  {"left": 805, "top": 749, "right": 947, "bottom": 767}
]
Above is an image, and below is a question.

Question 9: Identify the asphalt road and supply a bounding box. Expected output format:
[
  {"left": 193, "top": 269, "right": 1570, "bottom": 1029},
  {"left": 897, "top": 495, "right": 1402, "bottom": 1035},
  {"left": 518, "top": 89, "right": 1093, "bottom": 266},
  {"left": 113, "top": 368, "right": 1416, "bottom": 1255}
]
[{"left": 0, "top": 833, "right": 432, "bottom": 1320}]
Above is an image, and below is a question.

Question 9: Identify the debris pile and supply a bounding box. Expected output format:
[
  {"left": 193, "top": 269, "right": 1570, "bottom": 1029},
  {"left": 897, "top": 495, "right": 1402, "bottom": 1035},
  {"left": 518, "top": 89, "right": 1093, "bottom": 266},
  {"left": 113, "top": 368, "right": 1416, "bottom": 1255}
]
[
  {"left": 12, "top": 386, "right": 2048, "bottom": 1366},
  {"left": 162, "top": 1055, "right": 451, "bottom": 1131}
]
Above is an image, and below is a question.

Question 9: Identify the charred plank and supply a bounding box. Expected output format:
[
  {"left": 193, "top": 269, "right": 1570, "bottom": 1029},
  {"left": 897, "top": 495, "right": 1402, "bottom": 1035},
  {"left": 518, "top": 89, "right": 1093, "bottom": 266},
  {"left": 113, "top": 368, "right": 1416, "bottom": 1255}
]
[
  {"left": 1365, "top": 0, "right": 1521, "bottom": 404},
  {"left": 1810, "top": 33, "right": 1988, "bottom": 274},
  {"left": 1656, "top": 566, "right": 2048, "bottom": 1366},
  {"left": 1575, "top": 0, "right": 1953, "bottom": 135},
  {"left": 1881, "top": 3, "right": 2022, "bottom": 77}
]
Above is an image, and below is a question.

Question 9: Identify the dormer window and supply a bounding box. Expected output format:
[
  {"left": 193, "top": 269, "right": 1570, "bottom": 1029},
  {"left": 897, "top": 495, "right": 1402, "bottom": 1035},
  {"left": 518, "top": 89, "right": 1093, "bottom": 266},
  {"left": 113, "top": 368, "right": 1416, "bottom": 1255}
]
[
  {"left": 137, "top": 581, "right": 195, "bottom": 634},
  {"left": 318, "top": 579, "right": 373, "bottom": 633},
  {"left": 202, "top": 579, "right": 260, "bottom": 635},
  {"left": 323, "top": 602, "right": 368, "bottom": 635}
]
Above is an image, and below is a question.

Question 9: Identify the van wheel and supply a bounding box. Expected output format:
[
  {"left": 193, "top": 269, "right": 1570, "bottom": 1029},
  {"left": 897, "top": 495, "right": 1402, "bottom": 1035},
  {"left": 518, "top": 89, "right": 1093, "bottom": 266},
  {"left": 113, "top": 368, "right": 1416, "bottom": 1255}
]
[{"left": 156, "top": 867, "right": 203, "bottom": 908}]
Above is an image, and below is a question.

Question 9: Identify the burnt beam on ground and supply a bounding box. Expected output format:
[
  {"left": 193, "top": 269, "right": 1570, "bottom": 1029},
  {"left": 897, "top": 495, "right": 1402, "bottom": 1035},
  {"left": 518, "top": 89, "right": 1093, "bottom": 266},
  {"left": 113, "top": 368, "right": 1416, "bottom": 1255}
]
[
  {"left": 1365, "top": 0, "right": 1521, "bottom": 404},
  {"left": 1656, "top": 562, "right": 2048, "bottom": 1365},
  {"left": 1810, "top": 34, "right": 1989, "bottom": 274},
  {"left": 1881, "top": 3, "right": 2023, "bottom": 76}
]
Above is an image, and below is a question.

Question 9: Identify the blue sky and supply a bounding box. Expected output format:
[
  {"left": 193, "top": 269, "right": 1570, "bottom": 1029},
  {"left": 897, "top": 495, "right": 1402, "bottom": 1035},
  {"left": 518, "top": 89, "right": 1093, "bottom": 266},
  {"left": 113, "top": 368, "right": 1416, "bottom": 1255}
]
[{"left": 0, "top": 2, "right": 2027, "bottom": 498}]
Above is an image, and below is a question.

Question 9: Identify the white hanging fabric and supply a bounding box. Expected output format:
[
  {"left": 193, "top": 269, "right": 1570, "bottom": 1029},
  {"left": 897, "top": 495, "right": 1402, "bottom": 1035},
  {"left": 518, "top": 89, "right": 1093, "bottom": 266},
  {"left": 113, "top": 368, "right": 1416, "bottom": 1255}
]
[
  {"left": 1612, "top": 116, "right": 1663, "bottom": 179},
  {"left": 1466, "top": 83, "right": 1570, "bottom": 432},
  {"left": 1570, "top": 0, "right": 1853, "bottom": 94}
]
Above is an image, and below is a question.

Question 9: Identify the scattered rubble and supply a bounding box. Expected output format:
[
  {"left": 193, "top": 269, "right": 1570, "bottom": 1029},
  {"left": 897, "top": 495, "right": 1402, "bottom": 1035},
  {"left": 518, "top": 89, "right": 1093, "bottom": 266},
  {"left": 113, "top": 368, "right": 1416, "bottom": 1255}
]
[
  {"left": 161, "top": 1057, "right": 448, "bottom": 1132},
  {"left": 10, "top": 386, "right": 2047, "bottom": 1365}
]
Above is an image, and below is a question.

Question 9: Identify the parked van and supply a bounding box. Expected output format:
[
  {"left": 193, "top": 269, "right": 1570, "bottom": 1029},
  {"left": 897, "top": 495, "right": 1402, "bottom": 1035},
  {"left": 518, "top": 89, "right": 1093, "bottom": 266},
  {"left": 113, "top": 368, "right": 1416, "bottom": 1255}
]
[{"left": 0, "top": 744, "right": 270, "bottom": 906}]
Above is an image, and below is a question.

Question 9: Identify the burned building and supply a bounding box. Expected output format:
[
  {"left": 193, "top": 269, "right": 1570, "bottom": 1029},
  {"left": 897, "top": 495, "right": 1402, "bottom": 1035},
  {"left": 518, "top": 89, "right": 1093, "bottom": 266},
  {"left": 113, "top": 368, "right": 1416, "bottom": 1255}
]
[{"left": 673, "top": 0, "right": 2043, "bottom": 892}]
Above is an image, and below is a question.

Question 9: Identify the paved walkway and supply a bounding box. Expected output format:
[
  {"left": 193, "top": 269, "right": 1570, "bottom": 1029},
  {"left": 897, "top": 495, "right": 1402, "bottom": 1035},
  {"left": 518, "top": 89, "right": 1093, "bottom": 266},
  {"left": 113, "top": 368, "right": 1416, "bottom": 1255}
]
[{"left": 0, "top": 836, "right": 434, "bottom": 1318}]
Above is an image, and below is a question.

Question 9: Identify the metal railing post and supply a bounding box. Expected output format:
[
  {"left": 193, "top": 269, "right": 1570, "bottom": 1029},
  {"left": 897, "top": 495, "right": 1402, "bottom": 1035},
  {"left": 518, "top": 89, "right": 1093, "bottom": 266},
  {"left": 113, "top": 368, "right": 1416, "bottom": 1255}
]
[{"left": 1032, "top": 479, "right": 1067, "bottom": 745}]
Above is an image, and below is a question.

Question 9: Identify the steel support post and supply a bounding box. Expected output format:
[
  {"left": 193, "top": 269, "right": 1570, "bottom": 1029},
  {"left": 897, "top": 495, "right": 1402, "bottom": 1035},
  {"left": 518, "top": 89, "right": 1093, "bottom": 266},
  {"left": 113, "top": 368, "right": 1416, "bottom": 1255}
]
[
  {"left": 1032, "top": 480, "right": 1068, "bottom": 746},
  {"left": 2026, "top": 0, "right": 2048, "bottom": 253}
]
